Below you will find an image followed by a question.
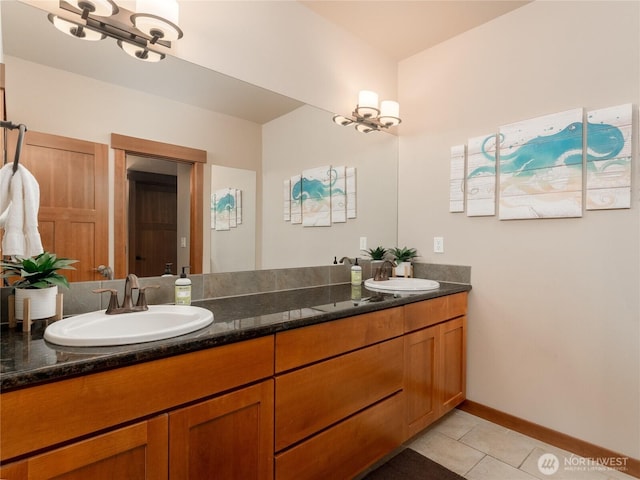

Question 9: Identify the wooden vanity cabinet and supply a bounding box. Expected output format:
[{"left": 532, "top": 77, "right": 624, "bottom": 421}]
[
  {"left": 274, "top": 308, "right": 405, "bottom": 480},
  {"left": 0, "top": 336, "right": 274, "bottom": 480},
  {"left": 1, "top": 291, "right": 469, "bottom": 479},
  {"left": 404, "top": 292, "right": 467, "bottom": 439}
]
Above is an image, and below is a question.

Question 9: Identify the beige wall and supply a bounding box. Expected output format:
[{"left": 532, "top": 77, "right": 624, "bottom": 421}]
[{"left": 398, "top": 1, "right": 639, "bottom": 457}]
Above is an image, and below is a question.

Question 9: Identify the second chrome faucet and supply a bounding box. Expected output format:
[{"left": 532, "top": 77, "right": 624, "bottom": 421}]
[{"left": 93, "top": 274, "right": 159, "bottom": 315}]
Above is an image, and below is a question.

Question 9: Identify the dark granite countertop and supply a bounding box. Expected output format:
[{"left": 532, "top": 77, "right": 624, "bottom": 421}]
[{"left": 0, "top": 282, "right": 471, "bottom": 392}]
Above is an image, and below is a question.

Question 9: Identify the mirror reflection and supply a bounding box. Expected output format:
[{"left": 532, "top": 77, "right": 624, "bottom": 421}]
[{"left": 1, "top": 1, "right": 398, "bottom": 278}]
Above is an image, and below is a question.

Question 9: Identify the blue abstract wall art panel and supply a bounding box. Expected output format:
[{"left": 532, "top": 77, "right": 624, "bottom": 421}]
[
  {"left": 449, "top": 145, "right": 465, "bottom": 213},
  {"left": 466, "top": 134, "right": 497, "bottom": 216},
  {"left": 300, "top": 166, "right": 332, "bottom": 227},
  {"left": 331, "top": 166, "right": 347, "bottom": 223},
  {"left": 290, "top": 174, "right": 302, "bottom": 224},
  {"left": 284, "top": 166, "right": 358, "bottom": 227},
  {"left": 498, "top": 108, "right": 584, "bottom": 220},
  {"left": 346, "top": 167, "right": 357, "bottom": 219},
  {"left": 212, "top": 188, "right": 242, "bottom": 231},
  {"left": 585, "top": 104, "right": 632, "bottom": 210}
]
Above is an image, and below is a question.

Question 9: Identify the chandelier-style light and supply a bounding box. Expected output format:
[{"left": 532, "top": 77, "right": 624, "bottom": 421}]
[
  {"left": 47, "top": 0, "right": 184, "bottom": 63},
  {"left": 332, "top": 90, "right": 401, "bottom": 133}
]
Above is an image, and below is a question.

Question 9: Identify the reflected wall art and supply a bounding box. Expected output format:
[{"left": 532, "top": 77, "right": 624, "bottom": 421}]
[{"left": 284, "top": 166, "right": 357, "bottom": 227}]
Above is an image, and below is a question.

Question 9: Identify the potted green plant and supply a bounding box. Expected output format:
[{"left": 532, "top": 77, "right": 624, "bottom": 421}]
[
  {"left": 389, "top": 246, "right": 418, "bottom": 277},
  {"left": 1, "top": 252, "right": 77, "bottom": 320},
  {"left": 361, "top": 246, "right": 389, "bottom": 261}
]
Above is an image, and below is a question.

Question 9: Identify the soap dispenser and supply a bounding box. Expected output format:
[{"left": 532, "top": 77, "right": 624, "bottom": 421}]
[
  {"left": 161, "top": 263, "right": 173, "bottom": 277},
  {"left": 351, "top": 258, "right": 362, "bottom": 285},
  {"left": 175, "top": 266, "right": 192, "bottom": 305}
]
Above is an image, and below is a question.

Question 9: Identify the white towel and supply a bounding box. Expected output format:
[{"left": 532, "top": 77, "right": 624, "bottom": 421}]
[{"left": 0, "top": 163, "right": 44, "bottom": 257}]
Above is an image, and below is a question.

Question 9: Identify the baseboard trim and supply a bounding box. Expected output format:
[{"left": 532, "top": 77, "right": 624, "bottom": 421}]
[{"left": 459, "top": 400, "right": 639, "bottom": 479}]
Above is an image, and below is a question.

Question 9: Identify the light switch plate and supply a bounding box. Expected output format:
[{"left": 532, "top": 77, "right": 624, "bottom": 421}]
[{"left": 359, "top": 236, "right": 367, "bottom": 250}]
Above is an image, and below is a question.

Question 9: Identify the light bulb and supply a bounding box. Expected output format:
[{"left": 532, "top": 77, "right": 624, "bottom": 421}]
[
  {"left": 379, "top": 100, "right": 401, "bottom": 127},
  {"left": 117, "top": 40, "right": 165, "bottom": 62},
  {"left": 49, "top": 15, "right": 105, "bottom": 41},
  {"left": 133, "top": 0, "right": 183, "bottom": 41},
  {"left": 356, "top": 90, "right": 379, "bottom": 118}
]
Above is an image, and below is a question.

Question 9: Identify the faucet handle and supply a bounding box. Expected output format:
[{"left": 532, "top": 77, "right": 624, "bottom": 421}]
[
  {"left": 92, "top": 288, "right": 119, "bottom": 314},
  {"left": 136, "top": 285, "right": 160, "bottom": 310}
]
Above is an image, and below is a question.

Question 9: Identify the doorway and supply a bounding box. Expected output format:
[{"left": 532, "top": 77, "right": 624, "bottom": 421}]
[
  {"left": 112, "top": 133, "right": 206, "bottom": 279},
  {"left": 128, "top": 170, "right": 177, "bottom": 277}
]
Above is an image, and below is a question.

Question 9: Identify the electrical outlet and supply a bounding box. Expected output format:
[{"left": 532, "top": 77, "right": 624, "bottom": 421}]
[
  {"left": 359, "top": 236, "right": 367, "bottom": 250},
  {"left": 433, "top": 236, "right": 444, "bottom": 253}
]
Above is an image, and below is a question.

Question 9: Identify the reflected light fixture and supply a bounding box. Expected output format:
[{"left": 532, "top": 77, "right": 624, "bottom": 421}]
[
  {"left": 332, "top": 90, "right": 401, "bottom": 133},
  {"left": 47, "top": 0, "right": 184, "bottom": 63}
]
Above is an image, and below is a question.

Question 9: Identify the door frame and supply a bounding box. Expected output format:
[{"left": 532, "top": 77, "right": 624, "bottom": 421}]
[{"left": 112, "top": 133, "right": 206, "bottom": 279}]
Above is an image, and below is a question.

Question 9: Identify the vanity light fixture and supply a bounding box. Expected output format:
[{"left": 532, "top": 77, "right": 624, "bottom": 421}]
[
  {"left": 47, "top": 0, "right": 184, "bottom": 63},
  {"left": 332, "top": 90, "right": 401, "bottom": 133}
]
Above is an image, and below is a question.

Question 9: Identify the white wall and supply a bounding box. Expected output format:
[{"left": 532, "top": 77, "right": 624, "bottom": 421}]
[
  {"left": 398, "top": 1, "right": 639, "bottom": 458},
  {"left": 262, "top": 105, "right": 398, "bottom": 269},
  {"left": 5, "top": 55, "right": 263, "bottom": 272}
]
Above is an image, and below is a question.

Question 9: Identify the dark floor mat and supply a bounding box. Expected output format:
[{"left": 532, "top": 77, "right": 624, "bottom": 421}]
[{"left": 363, "top": 448, "right": 466, "bottom": 480}]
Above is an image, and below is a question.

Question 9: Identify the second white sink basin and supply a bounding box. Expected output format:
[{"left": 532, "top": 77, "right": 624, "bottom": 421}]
[
  {"left": 364, "top": 277, "right": 440, "bottom": 293},
  {"left": 44, "top": 305, "right": 214, "bottom": 347}
]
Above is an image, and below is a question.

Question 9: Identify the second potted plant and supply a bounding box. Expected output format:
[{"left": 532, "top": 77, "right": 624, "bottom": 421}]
[{"left": 390, "top": 246, "right": 418, "bottom": 277}]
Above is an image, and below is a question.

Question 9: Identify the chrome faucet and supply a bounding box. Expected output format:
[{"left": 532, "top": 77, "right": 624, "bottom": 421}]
[
  {"left": 373, "top": 260, "right": 396, "bottom": 281},
  {"left": 93, "top": 274, "right": 159, "bottom": 314}
]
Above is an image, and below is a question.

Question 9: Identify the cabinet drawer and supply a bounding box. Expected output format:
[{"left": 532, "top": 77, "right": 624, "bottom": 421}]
[
  {"left": 1, "top": 336, "right": 274, "bottom": 462},
  {"left": 0, "top": 416, "right": 168, "bottom": 480},
  {"left": 275, "top": 392, "right": 404, "bottom": 480},
  {"left": 404, "top": 292, "right": 467, "bottom": 332},
  {"left": 275, "top": 337, "right": 403, "bottom": 451},
  {"left": 275, "top": 307, "right": 403, "bottom": 372}
]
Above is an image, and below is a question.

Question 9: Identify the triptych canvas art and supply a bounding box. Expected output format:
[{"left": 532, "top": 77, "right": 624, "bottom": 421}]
[
  {"left": 450, "top": 104, "right": 633, "bottom": 219},
  {"left": 284, "top": 166, "right": 357, "bottom": 227},
  {"left": 211, "top": 188, "right": 242, "bottom": 231}
]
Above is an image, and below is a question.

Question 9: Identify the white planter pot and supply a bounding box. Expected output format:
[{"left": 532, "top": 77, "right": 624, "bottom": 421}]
[
  {"left": 14, "top": 286, "right": 58, "bottom": 320},
  {"left": 394, "top": 262, "right": 412, "bottom": 277}
]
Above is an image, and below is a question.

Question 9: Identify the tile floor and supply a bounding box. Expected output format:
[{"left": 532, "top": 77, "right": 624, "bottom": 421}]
[{"left": 408, "top": 409, "right": 636, "bottom": 480}]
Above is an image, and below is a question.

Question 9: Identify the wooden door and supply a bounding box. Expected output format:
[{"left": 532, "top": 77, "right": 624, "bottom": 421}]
[
  {"left": 440, "top": 316, "right": 467, "bottom": 414},
  {"left": 169, "top": 380, "right": 274, "bottom": 480},
  {"left": 128, "top": 170, "right": 177, "bottom": 277},
  {"left": 404, "top": 324, "right": 440, "bottom": 439},
  {"left": 4, "top": 130, "right": 108, "bottom": 282},
  {"left": 0, "top": 416, "right": 168, "bottom": 480}
]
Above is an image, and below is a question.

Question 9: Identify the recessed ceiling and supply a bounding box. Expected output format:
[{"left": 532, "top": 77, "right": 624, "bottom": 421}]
[{"left": 300, "top": 0, "right": 531, "bottom": 61}]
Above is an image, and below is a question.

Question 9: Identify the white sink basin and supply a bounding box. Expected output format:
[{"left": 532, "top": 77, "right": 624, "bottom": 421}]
[
  {"left": 44, "top": 305, "right": 214, "bottom": 347},
  {"left": 364, "top": 277, "right": 440, "bottom": 293}
]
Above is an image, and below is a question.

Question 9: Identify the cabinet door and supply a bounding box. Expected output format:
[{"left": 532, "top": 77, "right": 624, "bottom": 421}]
[
  {"left": 404, "top": 324, "right": 440, "bottom": 439},
  {"left": 440, "top": 316, "right": 467, "bottom": 414},
  {"left": 169, "top": 380, "right": 274, "bottom": 480},
  {"left": 0, "top": 416, "right": 168, "bottom": 480}
]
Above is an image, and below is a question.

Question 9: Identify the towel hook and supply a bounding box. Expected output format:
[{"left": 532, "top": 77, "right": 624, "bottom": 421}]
[{"left": 1, "top": 121, "right": 28, "bottom": 175}]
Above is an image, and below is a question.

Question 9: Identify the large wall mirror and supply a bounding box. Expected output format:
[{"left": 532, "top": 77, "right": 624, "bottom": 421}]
[{"left": 1, "top": 0, "right": 398, "bottom": 280}]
